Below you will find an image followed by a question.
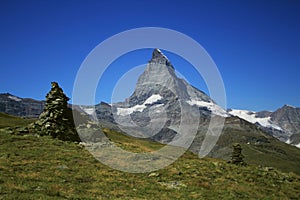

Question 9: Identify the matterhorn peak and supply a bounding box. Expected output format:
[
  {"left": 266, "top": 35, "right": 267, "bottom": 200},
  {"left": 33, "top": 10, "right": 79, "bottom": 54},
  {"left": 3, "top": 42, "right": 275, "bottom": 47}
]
[
  {"left": 149, "top": 48, "right": 172, "bottom": 67},
  {"left": 283, "top": 104, "right": 296, "bottom": 109}
]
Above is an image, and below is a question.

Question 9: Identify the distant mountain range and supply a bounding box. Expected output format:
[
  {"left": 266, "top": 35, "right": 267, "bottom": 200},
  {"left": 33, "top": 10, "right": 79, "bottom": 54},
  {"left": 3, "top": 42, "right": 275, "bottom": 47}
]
[
  {"left": 0, "top": 49, "right": 299, "bottom": 153},
  {"left": 0, "top": 93, "right": 44, "bottom": 118},
  {"left": 228, "top": 106, "right": 300, "bottom": 148}
]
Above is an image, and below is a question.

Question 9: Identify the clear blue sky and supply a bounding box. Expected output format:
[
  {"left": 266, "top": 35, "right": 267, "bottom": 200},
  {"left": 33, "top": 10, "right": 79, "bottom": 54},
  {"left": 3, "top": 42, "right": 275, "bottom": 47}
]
[{"left": 1, "top": 0, "right": 299, "bottom": 111}]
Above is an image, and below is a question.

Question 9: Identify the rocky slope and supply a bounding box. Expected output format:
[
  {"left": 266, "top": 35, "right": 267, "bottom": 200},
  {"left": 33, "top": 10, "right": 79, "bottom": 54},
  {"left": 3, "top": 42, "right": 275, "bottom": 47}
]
[
  {"left": 271, "top": 105, "right": 300, "bottom": 145},
  {"left": 0, "top": 93, "right": 44, "bottom": 118}
]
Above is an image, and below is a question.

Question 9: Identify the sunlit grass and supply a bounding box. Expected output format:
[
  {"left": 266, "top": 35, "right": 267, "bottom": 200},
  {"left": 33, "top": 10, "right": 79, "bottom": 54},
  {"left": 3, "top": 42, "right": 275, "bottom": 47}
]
[
  {"left": 0, "top": 128, "right": 299, "bottom": 199},
  {"left": 0, "top": 113, "right": 299, "bottom": 199},
  {"left": 0, "top": 112, "right": 36, "bottom": 128}
]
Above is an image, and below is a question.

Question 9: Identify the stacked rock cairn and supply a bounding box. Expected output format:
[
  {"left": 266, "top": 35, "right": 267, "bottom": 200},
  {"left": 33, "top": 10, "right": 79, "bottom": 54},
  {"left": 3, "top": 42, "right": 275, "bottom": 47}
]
[
  {"left": 230, "top": 143, "right": 246, "bottom": 165},
  {"left": 29, "top": 82, "right": 80, "bottom": 141}
]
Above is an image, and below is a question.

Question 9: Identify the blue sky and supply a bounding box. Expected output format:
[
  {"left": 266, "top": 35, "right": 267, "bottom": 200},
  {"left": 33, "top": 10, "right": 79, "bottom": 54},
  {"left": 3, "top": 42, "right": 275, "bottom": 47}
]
[{"left": 1, "top": 0, "right": 299, "bottom": 111}]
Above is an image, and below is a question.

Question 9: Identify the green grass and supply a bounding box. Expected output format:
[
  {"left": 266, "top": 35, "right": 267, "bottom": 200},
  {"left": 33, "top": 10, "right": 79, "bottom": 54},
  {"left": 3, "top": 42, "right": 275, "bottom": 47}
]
[
  {"left": 0, "top": 129, "right": 299, "bottom": 199},
  {"left": 0, "top": 112, "right": 36, "bottom": 129},
  {"left": 213, "top": 126, "right": 300, "bottom": 175},
  {"left": 0, "top": 113, "right": 300, "bottom": 199},
  {"left": 102, "top": 127, "right": 165, "bottom": 152}
]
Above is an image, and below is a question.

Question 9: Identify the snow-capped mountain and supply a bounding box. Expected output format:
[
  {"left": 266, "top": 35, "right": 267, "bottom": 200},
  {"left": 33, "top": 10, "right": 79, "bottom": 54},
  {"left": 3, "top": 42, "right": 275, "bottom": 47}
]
[
  {"left": 228, "top": 105, "right": 300, "bottom": 148},
  {"left": 113, "top": 48, "right": 227, "bottom": 117},
  {"left": 228, "top": 109, "right": 282, "bottom": 130},
  {"left": 107, "top": 48, "right": 227, "bottom": 141}
]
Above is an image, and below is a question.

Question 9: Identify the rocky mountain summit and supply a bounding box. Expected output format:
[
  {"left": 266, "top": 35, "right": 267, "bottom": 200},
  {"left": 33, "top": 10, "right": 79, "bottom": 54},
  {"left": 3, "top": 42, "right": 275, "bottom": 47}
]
[
  {"left": 124, "top": 48, "right": 218, "bottom": 110},
  {"left": 107, "top": 48, "right": 227, "bottom": 142}
]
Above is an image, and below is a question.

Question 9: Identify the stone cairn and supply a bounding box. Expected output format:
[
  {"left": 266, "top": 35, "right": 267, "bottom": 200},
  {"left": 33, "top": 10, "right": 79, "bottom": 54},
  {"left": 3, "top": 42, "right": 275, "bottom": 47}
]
[
  {"left": 230, "top": 143, "right": 246, "bottom": 165},
  {"left": 29, "top": 82, "right": 80, "bottom": 142}
]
